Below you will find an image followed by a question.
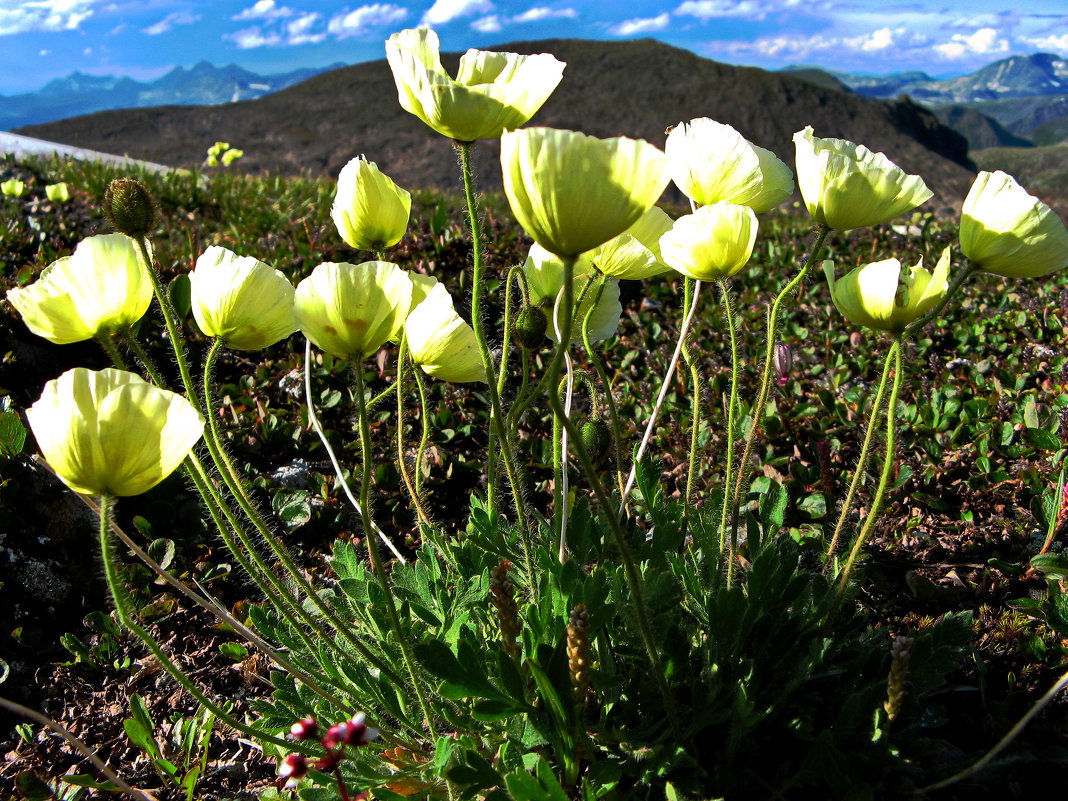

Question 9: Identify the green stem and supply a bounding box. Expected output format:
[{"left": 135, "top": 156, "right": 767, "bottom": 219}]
[
  {"left": 717, "top": 279, "right": 741, "bottom": 585},
  {"left": 97, "top": 495, "right": 303, "bottom": 753},
  {"left": 730, "top": 224, "right": 830, "bottom": 540},
  {"left": 830, "top": 333, "right": 906, "bottom": 619},
  {"left": 354, "top": 365, "right": 435, "bottom": 732},
  {"left": 412, "top": 363, "right": 431, "bottom": 500},
  {"left": 824, "top": 338, "right": 900, "bottom": 573},
  {"left": 456, "top": 141, "right": 534, "bottom": 578},
  {"left": 547, "top": 255, "right": 680, "bottom": 738},
  {"left": 580, "top": 276, "right": 626, "bottom": 500},
  {"left": 679, "top": 278, "right": 703, "bottom": 528},
  {"left": 396, "top": 338, "right": 435, "bottom": 529},
  {"left": 97, "top": 333, "right": 129, "bottom": 370}
]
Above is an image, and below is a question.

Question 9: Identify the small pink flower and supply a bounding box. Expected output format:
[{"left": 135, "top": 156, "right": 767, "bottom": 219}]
[
  {"left": 289, "top": 716, "right": 318, "bottom": 741},
  {"left": 278, "top": 753, "right": 307, "bottom": 788}
]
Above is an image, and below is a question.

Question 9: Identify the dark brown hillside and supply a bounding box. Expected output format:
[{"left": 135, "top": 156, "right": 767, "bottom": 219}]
[{"left": 18, "top": 38, "right": 976, "bottom": 211}]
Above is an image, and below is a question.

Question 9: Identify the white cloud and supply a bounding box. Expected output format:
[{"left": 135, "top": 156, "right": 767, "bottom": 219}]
[
  {"left": 233, "top": 0, "right": 292, "bottom": 21},
  {"left": 287, "top": 12, "right": 324, "bottom": 45},
  {"left": 1026, "top": 33, "right": 1068, "bottom": 54},
  {"left": 674, "top": 1, "right": 766, "bottom": 20},
  {"left": 38, "top": 47, "right": 49, "bottom": 54},
  {"left": 947, "top": 14, "right": 1000, "bottom": 29},
  {"left": 471, "top": 14, "right": 501, "bottom": 32},
  {"left": 422, "top": 0, "right": 493, "bottom": 26},
  {"left": 843, "top": 26, "right": 901, "bottom": 53},
  {"left": 934, "top": 27, "right": 1008, "bottom": 59},
  {"left": 226, "top": 26, "right": 282, "bottom": 49},
  {"left": 513, "top": 6, "right": 577, "bottom": 23},
  {"left": 328, "top": 3, "right": 408, "bottom": 38},
  {"left": 143, "top": 10, "right": 201, "bottom": 36},
  {"left": 0, "top": 0, "right": 95, "bottom": 37},
  {"left": 609, "top": 13, "right": 669, "bottom": 36}
]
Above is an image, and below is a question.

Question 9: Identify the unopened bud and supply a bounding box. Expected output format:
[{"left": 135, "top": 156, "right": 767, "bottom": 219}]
[
  {"left": 289, "top": 716, "right": 318, "bottom": 741},
  {"left": 578, "top": 416, "right": 611, "bottom": 462},
  {"left": 883, "top": 635, "right": 914, "bottom": 721},
  {"left": 774, "top": 343, "right": 793, "bottom": 386},
  {"left": 103, "top": 178, "right": 157, "bottom": 238},
  {"left": 513, "top": 305, "right": 548, "bottom": 350}
]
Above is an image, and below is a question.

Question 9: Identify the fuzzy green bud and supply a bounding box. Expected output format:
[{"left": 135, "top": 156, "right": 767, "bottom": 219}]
[
  {"left": 103, "top": 178, "right": 157, "bottom": 238},
  {"left": 579, "top": 416, "right": 611, "bottom": 462},
  {"left": 513, "top": 304, "right": 548, "bottom": 350}
]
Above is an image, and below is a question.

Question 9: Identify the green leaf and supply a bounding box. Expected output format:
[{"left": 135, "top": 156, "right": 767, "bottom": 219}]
[
  {"left": 15, "top": 772, "right": 53, "bottom": 801},
  {"left": 759, "top": 480, "right": 787, "bottom": 534},
  {"left": 1024, "top": 428, "right": 1061, "bottom": 451},
  {"left": 272, "top": 491, "right": 312, "bottom": 530},
  {"left": 1031, "top": 553, "right": 1068, "bottom": 581},
  {"left": 168, "top": 273, "right": 192, "bottom": 319},
  {"left": 218, "top": 642, "right": 249, "bottom": 662},
  {"left": 147, "top": 538, "right": 175, "bottom": 572},
  {"left": 62, "top": 774, "right": 123, "bottom": 790},
  {"left": 124, "top": 718, "right": 156, "bottom": 757},
  {"left": 0, "top": 411, "right": 26, "bottom": 457}
]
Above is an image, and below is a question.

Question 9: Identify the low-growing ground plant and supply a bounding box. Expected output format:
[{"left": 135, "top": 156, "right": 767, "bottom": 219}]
[{"left": 3, "top": 25, "right": 1068, "bottom": 801}]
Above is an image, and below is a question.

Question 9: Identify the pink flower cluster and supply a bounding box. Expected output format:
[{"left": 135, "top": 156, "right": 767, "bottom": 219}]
[{"left": 277, "top": 713, "right": 380, "bottom": 792}]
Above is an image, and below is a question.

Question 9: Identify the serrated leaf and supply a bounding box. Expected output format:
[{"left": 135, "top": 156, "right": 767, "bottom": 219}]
[{"left": 0, "top": 411, "right": 26, "bottom": 457}]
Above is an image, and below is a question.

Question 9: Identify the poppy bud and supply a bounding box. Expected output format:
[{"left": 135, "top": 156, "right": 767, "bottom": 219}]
[
  {"left": 103, "top": 178, "right": 157, "bottom": 238},
  {"left": 513, "top": 305, "right": 548, "bottom": 350}
]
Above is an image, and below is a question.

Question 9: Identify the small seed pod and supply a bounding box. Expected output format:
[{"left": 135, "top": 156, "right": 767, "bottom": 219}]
[
  {"left": 578, "top": 416, "right": 611, "bottom": 462},
  {"left": 513, "top": 305, "right": 548, "bottom": 350},
  {"left": 490, "top": 560, "right": 522, "bottom": 660},
  {"left": 103, "top": 178, "right": 157, "bottom": 238},
  {"left": 567, "top": 603, "right": 591, "bottom": 702}
]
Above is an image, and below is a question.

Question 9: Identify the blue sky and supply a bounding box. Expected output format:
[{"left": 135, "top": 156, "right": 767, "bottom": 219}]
[{"left": 1, "top": 0, "right": 1066, "bottom": 94}]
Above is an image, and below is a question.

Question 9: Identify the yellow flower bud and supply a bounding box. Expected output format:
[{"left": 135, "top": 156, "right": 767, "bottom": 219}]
[
  {"left": 502, "top": 127, "right": 670, "bottom": 258},
  {"left": 1, "top": 179, "right": 25, "bottom": 197},
  {"left": 405, "top": 283, "right": 486, "bottom": 383},
  {"left": 666, "top": 118, "right": 794, "bottom": 212},
  {"left": 294, "top": 261, "right": 412, "bottom": 359},
  {"left": 27, "top": 367, "right": 204, "bottom": 497},
  {"left": 6, "top": 234, "right": 152, "bottom": 344},
  {"left": 45, "top": 182, "right": 70, "bottom": 204},
  {"left": 659, "top": 202, "right": 758, "bottom": 282},
  {"left": 793, "top": 126, "right": 932, "bottom": 230},
  {"left": 189, "top": 246, "right": 298, "bottom": 350},
  {"left": 823, "top": 247, "right": 950, "bottom": 332},
  {"left": 959, "top": 170, "right": 1068, "bottom": 278},
  {"left": 587, "top": 206, "right": 673, "bottom": 280},
  {"left": 386, "top": 27, "right": 565, "bottom": 142},
  {"left": 521, "top": 243, "right": 621, "bottom": 343},
  {"left": 331, "top": 156, "right": 412, "bottom": 252}
]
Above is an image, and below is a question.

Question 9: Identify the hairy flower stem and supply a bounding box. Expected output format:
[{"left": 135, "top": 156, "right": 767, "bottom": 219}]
[
  {"left": 412, "top": 364, "right": 432, "bottom": 500},
  {"left": 456, "top": 142, "right": 534, "bottom": 577},
  {"left": 0, "top": 696, "right": 153, "bottom": 801},
  {"left": 730, "top": 224, "right": 830, "bottom": 543},
  {"left": 96, "top": 333, "right": 130, "bottom": 371},
  {"left": 680, "top": 279, "right": 704, "bottom": 528},
  {"left": 621, "top": 279, "right": 703, "bottom": 517},
  {"left": 824, "top": 338, "right": 900, "bottom": 573},
  {"left": 549, "top": 255, "right": 681, "bottom": 739},
  {"left": 97, "top": 494, "right": 304, "bottom": 753},
  {"left": 395, "top": 338, "right": 435, "bottom": 530},
  {"left": 353, "top": 366, "right": 435, "bottom": 732},
  {"left": 118, "top": 333, "right": 384, "bottom": 685},
  {"left": 717, "top": 279, "right": 742, "bottom": 586},
  {"left": 829, "top": 333, "right": 906, "bottom": 621},
  {"left": 581, "top": 276, "right": 626, "bottom": 500}
]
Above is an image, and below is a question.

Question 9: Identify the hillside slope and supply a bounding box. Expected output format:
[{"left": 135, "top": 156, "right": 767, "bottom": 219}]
[{"left": 18, "top": 38, "right": 976, "bottom": 211}]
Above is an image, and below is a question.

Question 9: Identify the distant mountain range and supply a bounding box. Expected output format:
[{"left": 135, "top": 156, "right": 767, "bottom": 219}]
[
  {"left": 0, "top": 61, "right": 344, "bottom": 131},
  {"left": 784, "top": 53, "right": 1068, "bottom": 151},
  {"left": 17, "top": 38, "right": 977, "bottom": 213}
]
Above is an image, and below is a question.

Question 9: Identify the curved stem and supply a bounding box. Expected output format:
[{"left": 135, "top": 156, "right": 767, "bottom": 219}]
[
  {"left": 412, "top": 363, "right": 432, "bottom": 500},
  {"left": 678, "top": 278, "right": 703, "bottom": 527},
  {"left": 353, "top": 365, "right": 435, "bottom": 732},
  {"left": 0, "top": 695, "right": 156, "bottom": 801},
  {"left": 547, "top": 255, "right": 681, "bottom": 738},
  {"left": 730, "top": 224, "right": 830, "bottom": 539},
  {"left": 456, "top": 142, "right": 534, "bottom": 571},
  {"left": 581, "top": 276, "right": 626, "bottom": 500},
  {"left": 395, "top": 337, "right": 435, "bottom": 530},
  {"left": 824, "top": 338, "right": 900, "bottom": 573},
  {"left": 97, "top": 494, "right": 303, "bottom": 753},
  {"left": 830, "top": 333, "right": 906, "bottom": 619},
  {"left": 620, "top": 279, "right": 703, "bottom": 517},
  {"left": 716, "top": 279, "right": 741, "bottom": 585}
]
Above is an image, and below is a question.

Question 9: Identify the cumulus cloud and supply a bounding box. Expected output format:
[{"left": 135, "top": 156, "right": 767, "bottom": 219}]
[
  {"left": 226, "top": 26, "right": 282, "bottom": 48},
  {"left": 328, "top": 3, "right": 409, "bottom": 38},
  {"left": 934, "top": 27, "right": 1008, "bottom": 59},
  {"left": 143, "top": 10, "right": 201, "bottom": 36},
  {"left": 422, "top": 0, "right": 494, "bottom": 26},
  {"left": 843, "top": 27, "right": 902, "bottom": 53},
  {"left": 513, "top": 6, "right": 577, "bottom": 23},
  {"left": 0, "top": 0, "right": 95, "bottom": 37},
  {"left": 610, "top": 13, "right": 670, "bottom": 36},
  {"left": 1026, "top": 33, "right": 1068, "bottom": 54},
  {"left": 674, "top": 1, "right": 766, "bottom": 19},
  {"left": 287, "top": 12, "right": 324, "bottom": 45},
  {"left": 471, "top": 14, "right": 501, "bottom": 32},
  {"left": 233, "top": 0, "right": 293, "bottom": 21}
]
